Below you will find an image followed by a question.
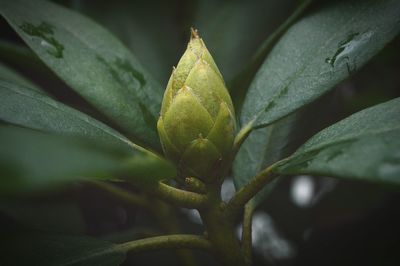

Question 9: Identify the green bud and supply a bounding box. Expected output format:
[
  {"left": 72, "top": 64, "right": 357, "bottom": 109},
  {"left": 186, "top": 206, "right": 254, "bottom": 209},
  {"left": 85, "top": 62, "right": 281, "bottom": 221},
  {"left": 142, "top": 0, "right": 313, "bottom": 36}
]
[{"left": 157, "top": 29, "right": 236, "bottom": 182}]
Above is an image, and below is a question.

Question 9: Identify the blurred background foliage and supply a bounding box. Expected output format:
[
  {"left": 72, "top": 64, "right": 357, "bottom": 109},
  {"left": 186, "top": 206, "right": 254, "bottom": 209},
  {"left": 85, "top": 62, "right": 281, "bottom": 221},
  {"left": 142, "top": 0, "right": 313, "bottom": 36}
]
[{"left": 0, "top": 0, "right": 399, "bottom": 265}]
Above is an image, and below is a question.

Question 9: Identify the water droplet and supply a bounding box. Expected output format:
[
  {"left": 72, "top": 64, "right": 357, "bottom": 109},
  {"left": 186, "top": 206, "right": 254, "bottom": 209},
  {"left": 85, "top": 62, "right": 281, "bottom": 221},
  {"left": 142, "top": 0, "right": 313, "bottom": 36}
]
[
  {"left": 19, "top": 21, "right": 64, "bottom": 58},
  {"left": 114, "top": 58, "right": 146, "bottom": 88},
  {"left": 325, "top": 58, "right": 333, "bottom": 64},
  {"left": 96, "top": 55, "right": 146, "bottom": 89},
  {"left": 325, "top": 31, "right": 373, "bottom": 74},
  {"left": 96, "top": 55, "right": 155, "bottom": 127}
]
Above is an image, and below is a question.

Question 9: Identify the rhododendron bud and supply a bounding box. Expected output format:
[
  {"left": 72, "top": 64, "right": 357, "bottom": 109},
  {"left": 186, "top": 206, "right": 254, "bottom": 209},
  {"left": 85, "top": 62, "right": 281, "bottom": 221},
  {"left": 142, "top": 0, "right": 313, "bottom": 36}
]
[{"left": 157, "top": 29, "right": 236, "bottom": 182}]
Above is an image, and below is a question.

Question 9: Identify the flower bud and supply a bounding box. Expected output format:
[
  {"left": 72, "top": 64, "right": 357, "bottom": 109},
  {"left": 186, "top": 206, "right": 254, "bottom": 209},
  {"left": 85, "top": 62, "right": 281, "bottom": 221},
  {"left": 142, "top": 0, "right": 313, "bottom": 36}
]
[{"left": 157, "top": 29, "right": 236, "bottom": 182}]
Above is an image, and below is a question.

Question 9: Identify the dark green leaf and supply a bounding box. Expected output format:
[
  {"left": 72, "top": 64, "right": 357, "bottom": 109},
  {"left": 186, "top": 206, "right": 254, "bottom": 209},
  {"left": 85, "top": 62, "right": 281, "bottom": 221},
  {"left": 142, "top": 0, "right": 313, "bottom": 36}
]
[
  {"left": 230, "top": 0, "right": 313, "bottom": 110},
  {"left": 0, "top": 62, "right": 43, "bottom": 92},
  {"left": 75, "top": 1, "right": 181, "bottom": 85},
  {"left": 234, "top": 92, "right": 340, "bottom": 205},
  {"left": 0, "top": 0, "right": 163, "bottom": 150},
  {"left": 233, "top": 114, "right": 298, "bottom": 206},
  {"left": 274, "top": 98, "right": 400, "bottom": 185},
  {"left": 0, "top": 79, "right": 177, "bottom": 188},
  {"left": 0, "top": 125, "right": 129, "bottom": 195},
  {"left": 0, "top": 232, "right": 125, "bottom": 266},
  {"left": 0, "top": 126, "right": 174, "bottom": 195},
  {"left": 0, "top": 39, "right": 69, "bottom": 95},
  {"left": 0, "top": 80, "right": 134, "bottom": 150},
  {"left": 241, "top": 0, "right": 400, "bottom": 129}
]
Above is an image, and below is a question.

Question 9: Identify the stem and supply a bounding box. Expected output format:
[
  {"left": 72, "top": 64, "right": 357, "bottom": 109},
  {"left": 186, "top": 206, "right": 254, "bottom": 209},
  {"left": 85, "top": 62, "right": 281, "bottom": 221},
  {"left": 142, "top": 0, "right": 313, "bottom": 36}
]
[
  {"left": 185, "top": 177, "right": 207, "bottom": 194},
  {"left": 241, "top": 204, "right": 254, "bottom": 265},
  {"left": 227, "top": 165, "right": 278, "bottom": 218},
  {"left": 116, "top": 234, "right": 213, "bottom": 254},
  {"left": 153, "top": 200, "right": 199, "bottom": 266},
  {"left": 199, "top": 185, "right": 247, "bottom": 266},
  {"left": 90, "top": 180, "right": 200, "bottom": 266},
  {"left": 145, "top": 181, "right": 208, "bottom": 209},
  {"left": 233, "top": 122, "right": 253, "bottom": 156}
]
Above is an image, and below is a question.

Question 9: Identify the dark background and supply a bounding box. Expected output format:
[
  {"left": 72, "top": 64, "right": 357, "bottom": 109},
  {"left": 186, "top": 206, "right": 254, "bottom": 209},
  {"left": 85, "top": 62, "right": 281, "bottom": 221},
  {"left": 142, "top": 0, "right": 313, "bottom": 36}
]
[{"left": 0, "top": 0, "right": 399, "bottom": 265}]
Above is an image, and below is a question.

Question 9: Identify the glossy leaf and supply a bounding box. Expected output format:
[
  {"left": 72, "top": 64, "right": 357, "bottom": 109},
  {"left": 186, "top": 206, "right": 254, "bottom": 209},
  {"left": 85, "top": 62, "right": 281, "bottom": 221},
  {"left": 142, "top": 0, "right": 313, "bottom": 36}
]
[
  {"left": 241, "top": 0, "right": 400, "bottom": 129},
  {"left": 0, "top": 232, "right": 125, "bottom": 266},
  {"left": 0, "top": 39, "right": 70, "bottom": 96},
  {"left": 274, "top": 98, "right": 400, "bottom": 185},
  {"left": 233, "top": 114, "right": 298, "bottom": 206},
  {"left": 0, "top": 126, "right": 174, "bottom": 196},
  {"left": 0, "top": 79, "right": 177, "bottom": 188},
  {"left": 0, "top": 62, "right": 42, "bottom": 92},
  {"left": 233, "top": 91, "right": 350, "bottom": 206},
  {"left": 230, "top": 0, "right": 313, "bottom": 111},
  {"left": 76, "top": 0, "right": 181, "bottom": 85},
  {"left": 0, "top": 0, "right": 163, "bottom": 150},
  {"left": 0, "top": 80, "right": 134, "bottom": 151}
]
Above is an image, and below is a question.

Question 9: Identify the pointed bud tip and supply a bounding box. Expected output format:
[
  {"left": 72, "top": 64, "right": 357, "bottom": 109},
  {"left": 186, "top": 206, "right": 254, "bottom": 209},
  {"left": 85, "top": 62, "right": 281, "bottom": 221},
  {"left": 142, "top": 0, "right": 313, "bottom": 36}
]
[{"left": 190, "top": 27, "right": 200, "bottom": 39}]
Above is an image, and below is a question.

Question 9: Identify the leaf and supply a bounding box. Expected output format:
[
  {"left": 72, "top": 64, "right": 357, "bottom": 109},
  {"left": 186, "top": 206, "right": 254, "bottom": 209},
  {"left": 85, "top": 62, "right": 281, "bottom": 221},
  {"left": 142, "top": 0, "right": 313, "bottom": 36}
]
[
  {"left": 193, "top": 0, "right": 295, "bottom": 82},
  {"left": 240, "top": 0, "right": 400, "bottom": 129},
  {"left": 274, "top": 98, "right": 400, "bottom": 185},
  {"left": 0, "top": 62, "right": 43, "bottom": 92},
  {"left": 75, "top": 1, "right": 181, "bottom": 85},
  {"left": 233, "top": 91, "right": 349, "bottom": 206},
  {"left": 0, "top": 0, "right": 164, "bottom": 150},
  {"left": 0, "top": 39, "right": 70, "bottom": 96},
  {"left": 0, "top": 80, "right": 133, "bottom": 150},
  {"left": 233, "top": 114, "right": 298, "bottom": 206},
  {"left": 0, "top": 125, "right": 129, "bottom": 195},
  {"left": 0, "top": 80, "right": 176, "bottom": 189},
  {"left": 0, "top": 125, "right": 174, "bottom": 196},
  {"left": 0, "top": 232, "right": 126, "bottom": 266},
  {"left": 230, "top": 0, "right": 313, "bottom": 110}
]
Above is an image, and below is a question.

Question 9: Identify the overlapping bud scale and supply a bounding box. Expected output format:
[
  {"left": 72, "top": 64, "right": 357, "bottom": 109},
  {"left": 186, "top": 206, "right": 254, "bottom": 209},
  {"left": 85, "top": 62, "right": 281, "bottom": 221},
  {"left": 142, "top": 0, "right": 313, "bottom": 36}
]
[{"left": 157, "top": 29, "right": 236, "bottom": 182}]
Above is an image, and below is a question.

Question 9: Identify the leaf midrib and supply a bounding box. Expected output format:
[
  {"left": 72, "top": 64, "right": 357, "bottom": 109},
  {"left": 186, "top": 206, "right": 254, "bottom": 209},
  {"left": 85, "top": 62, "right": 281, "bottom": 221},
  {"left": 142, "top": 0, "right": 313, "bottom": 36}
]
[
  {"left": 246, "top": 2, "right": 371, "bottom": 128},
  {"left": 0, "top": 82, "right": 136, "bottom": 150},
  {"left": 292, "top": 126, "right": 400, "bottom": 158}
]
